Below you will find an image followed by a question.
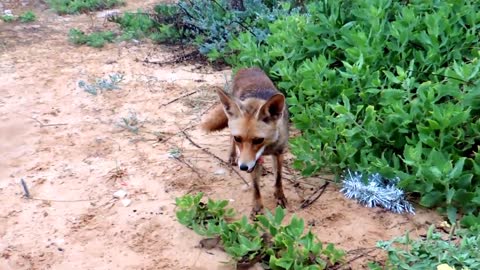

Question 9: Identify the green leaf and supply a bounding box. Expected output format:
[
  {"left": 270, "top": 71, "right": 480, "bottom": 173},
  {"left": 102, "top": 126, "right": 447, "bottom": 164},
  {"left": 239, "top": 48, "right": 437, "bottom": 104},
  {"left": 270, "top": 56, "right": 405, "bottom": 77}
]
[
  {"left": 331, "top": 104, "right": 349, "bottom": 115},
  {"left": 420, "top": 191, "right": 444, "bottom": 207},
  {"left": 448, "top": 157, "right": 465, "bottom": 179},
  {"left": 446, "top": 188, "right": 455, "bottom": 204},
  {"left": 274, "top": 206, "right": 285, "bottom": 226},
  {"left": 446, "top": 205, "right": 457, "bottom": 225}
]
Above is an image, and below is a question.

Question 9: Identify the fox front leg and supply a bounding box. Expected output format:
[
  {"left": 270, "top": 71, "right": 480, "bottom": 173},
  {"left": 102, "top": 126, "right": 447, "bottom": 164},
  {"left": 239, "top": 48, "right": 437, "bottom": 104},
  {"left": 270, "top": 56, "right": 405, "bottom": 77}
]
[
  {"left": 250, "top": 164, "right": 264, "bottom": 220},
  {"left": 228, "top": 135, "right": 238, "bottom": 166},
  {"left": 273, "top": 154, "right": 287, "bottom": 208}
]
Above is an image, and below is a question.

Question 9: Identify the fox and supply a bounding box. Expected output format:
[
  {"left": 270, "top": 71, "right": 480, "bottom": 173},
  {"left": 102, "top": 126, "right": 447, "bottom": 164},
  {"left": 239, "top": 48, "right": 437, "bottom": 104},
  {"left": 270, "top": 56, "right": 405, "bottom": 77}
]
[{"left": 201, "top": 67, "right": 289, "bottom": 218}]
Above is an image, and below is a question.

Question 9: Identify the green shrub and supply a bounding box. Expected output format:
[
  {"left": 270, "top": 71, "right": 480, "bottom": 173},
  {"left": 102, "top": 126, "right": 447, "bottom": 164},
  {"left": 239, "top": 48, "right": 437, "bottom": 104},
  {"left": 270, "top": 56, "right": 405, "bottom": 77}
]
[
  {"left": 68, "top": 28, "right": 115, "bottom": 48},
  {"left": 371, "top": 225, "right": 480, "bottom": 270},
  {"left": 228, "top": 0, "right": 480, "bottom": 224},
  {"left": 19, "top": 11, "right": 36, "bottom": 22},
  {"left": 108, "top": 1, "right": 302, "bottom": 58},
  {"left": 176, "top": 193, "right": 345, "bottom": 269},
  {"left": 47, "top": 0, "right": 124, "bottom": 14},
  {"left": 1, "top": 14, "right": 15, "bottom": 22}
]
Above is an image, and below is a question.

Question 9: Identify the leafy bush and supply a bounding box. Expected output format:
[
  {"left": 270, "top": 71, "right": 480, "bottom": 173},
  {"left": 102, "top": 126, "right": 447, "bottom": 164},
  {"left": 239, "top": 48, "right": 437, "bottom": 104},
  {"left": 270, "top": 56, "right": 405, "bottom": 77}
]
[
  {"left": 1, "top": 11, "right": 36, "bottom": 22},
  {"left": 176, "top": 193, "right": 345, "bottom": 269},
  {"left": 68, "top": 28, "right": 116, "bottom": 48},
  {"left": 228, "top": 0, "right": 480, "bottom": 224},
  {"left": 19, "top": 11, "right": 36, "bottom": 22},
  {"left": 107, "top": 5, "right": 184, "bottom": 44},
  {"left": 108, "top": 1, "right": 302, "bottom": 58},
  {"left": 1, "top": 14, "right": 15, "bottom": 22},
  {"left": 176, "top": 0, "right": 297, "bottom": 60},
  {"left": 371, "top": 225, "right": 480, "bottom": 270},
  {"left": 47, "top": 0, "right": 124, "bottom": 14}
]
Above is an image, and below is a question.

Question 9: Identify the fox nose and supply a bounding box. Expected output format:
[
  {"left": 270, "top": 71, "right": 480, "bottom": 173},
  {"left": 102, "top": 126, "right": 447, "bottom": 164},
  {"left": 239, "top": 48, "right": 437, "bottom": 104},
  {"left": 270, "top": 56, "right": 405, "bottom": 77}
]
[{"left": 239, "top": 164, "right": 248, "bottom": 171}]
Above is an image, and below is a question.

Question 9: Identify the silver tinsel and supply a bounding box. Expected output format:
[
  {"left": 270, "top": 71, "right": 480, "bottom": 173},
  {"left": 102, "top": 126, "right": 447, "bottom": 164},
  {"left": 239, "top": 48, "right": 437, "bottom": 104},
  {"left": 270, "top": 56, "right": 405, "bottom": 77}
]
[{"left": 340, "top": 169, "right": 415, "bottom": 214}]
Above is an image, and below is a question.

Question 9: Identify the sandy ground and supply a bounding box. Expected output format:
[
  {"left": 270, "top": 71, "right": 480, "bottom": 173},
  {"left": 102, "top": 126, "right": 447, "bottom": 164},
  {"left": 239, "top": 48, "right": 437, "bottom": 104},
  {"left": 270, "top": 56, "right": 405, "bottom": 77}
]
[{"left": 0, "top": 1, "right": 443, "bottom": 269}]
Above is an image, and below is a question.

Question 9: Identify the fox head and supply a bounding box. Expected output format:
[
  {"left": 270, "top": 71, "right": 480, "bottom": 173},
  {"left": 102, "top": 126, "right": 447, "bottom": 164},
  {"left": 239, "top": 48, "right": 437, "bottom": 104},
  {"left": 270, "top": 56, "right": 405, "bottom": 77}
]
[{"left": 216, "top": 89, "right": 285, "bottom": 173}]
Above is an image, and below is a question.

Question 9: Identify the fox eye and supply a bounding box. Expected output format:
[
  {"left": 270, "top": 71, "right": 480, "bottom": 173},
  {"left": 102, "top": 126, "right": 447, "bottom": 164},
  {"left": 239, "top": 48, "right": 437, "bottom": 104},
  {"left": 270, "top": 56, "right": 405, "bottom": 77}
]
[
  {"left": 233, "top": 136, "right": 242, "bottom": 143},
  {"left": 252, "top": 138, "right": 264, "bottom": 145}
]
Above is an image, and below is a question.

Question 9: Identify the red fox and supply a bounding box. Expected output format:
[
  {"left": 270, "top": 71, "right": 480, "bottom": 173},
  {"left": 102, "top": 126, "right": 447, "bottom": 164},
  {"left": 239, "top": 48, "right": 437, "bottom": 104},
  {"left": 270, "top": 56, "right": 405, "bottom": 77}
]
[{"left": 201, "top": 67, "right": 289, "bottom": 218}]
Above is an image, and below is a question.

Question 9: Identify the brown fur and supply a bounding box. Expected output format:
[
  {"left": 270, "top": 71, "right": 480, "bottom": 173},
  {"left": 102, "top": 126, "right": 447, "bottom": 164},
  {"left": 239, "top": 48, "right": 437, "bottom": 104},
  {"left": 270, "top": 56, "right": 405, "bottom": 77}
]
[
  {"left": 200, "top": 104, "right": 228, "bottom": 132},
  {"left": 201, "top": 67, "right": 289, "bottom": 219}
]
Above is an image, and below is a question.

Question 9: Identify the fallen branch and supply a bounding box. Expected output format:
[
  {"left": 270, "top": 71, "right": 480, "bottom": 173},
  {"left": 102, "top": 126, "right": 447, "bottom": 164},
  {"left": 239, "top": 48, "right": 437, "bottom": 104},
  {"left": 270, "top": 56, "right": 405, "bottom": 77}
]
[
  {"left": 30, "top": 116, "right": 67, "bottom": 127},
  {"left": 142, "top": 50, "right": 202, "bottom": 66},
  {"left": 331, "top": 247, "right": 377, "bottom": 270},
  {"left": 173, "top": 156, "right": 203, "bottom": 179},
  {"left": 181, "top": 130, "right": 249, "bottom": 186},
  {"left": 299, "top": 182, "right": 329, "bottom": 209},
  {"left": 160, "top": 90, "right": 198, "bottom": 108}
]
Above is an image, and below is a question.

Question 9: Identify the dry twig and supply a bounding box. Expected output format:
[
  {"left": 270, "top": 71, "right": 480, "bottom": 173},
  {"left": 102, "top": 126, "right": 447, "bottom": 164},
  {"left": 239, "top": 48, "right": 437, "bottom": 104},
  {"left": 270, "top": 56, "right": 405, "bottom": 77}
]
[
  {"left": 159, "top": 90, "right": 198, "bottom": 108},
  {"left": 299, "top": 182, "right": 329, "bottom": 209},
  {"left": 181, "top": 130, "right": 249, "bottom": 186},
  {"left": 330, "top": 247, "right": 377, "bottom": 270}
]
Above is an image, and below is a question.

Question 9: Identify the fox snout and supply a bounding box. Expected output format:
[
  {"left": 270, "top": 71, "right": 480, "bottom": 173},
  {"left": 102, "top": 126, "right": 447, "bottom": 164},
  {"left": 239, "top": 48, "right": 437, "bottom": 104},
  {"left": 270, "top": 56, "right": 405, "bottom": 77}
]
[
  {"left": 237, "top": 145, "right": 265, "bottom": 173},
  {"left": 238, "top": 160, "right": 256, "bottom": 173}
]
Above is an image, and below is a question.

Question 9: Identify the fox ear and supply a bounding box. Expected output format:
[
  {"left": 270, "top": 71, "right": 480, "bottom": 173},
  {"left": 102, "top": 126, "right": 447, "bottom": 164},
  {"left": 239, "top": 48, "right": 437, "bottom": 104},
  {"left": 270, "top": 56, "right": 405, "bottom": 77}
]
[
  {"left": 216, "top": 88, "right": 242, "bottom": 118},
  {"left": 258, "top": 94, "right": 285, "bottom": 122}
]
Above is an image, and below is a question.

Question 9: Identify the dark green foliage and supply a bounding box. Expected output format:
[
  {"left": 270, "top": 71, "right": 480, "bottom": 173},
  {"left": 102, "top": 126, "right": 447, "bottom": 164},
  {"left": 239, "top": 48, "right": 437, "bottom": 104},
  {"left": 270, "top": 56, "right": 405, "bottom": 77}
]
[
  {"left": 177, "top": 0, "right": 297, "bottom": 60},
  {"left": 228, "top": 0, "right": 480, "bottom": 225},
  {"left": 109, "top": 5, "right": 182, "bottom": 43},
  {"left": 1, "top": 11, "right": 36, "bottom": 22},
  {"left": 19, "top": 11, "right": 36, "bottom": 22},
  {"left": 47, "top": 0, "right": 124, "bottom": 14},
  {"left": 176, "top": 193, "right": 345, "bottom": 269},
  {"left": 1, "top": 14, "right": 15, "bottom": 22},
  {"left": 373, "top": 225, "right": 480, "bottom": 269},
  {"left": 108, "top": 1, "right": 303, "bottom": 58},
  {"left": 68, "top": 28, "right": 115, "bottom": 48},
  {"left": 111, "top": 11, "right": 157, "bottom": 40}
]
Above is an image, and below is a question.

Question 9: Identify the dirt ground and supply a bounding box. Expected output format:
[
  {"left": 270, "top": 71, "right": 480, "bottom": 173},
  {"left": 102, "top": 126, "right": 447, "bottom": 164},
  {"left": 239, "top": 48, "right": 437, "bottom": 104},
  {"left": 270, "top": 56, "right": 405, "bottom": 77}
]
[{"left": 0, "top": 1, "right": 443, "bottom": 269}]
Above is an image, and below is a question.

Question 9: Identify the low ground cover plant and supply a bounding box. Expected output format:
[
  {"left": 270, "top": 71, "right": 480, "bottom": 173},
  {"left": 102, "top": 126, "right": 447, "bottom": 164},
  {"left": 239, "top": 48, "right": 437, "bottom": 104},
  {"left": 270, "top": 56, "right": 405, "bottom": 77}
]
[
  {"left": 227, "top": 0, "right": 480, "bottom": 227},
  {"left": 1, "top": 11, "right": 36, "bottom": 23},
  {"left": 68, "top": 28, "right": 116, "bottom": 48},
  {"left": 47, "top": 0, "right": 124, "bottom": 14},
  {"left": 369, "top": 225, "right": 480, "bottom": 270},
  {"left": 19, "top": 11, "right": 36, "bottom": 22},
  {"left": 176, "top": 193, "right": 345, "bottom": 269}
]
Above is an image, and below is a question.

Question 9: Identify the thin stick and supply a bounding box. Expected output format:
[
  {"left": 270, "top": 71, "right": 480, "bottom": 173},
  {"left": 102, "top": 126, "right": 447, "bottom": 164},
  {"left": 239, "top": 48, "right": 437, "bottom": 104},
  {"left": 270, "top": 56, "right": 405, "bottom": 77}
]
[
  {"left": 300, "top": 182, "right": 329, "bottom": 209},
  {"left": 20, "top": 178, "right": 30, "bottom": 198},
  {"left": 181, "top": 130, "right": 249, "bottom": 186},
  {"left": 31, "top": 117, "right": 68, "bottom": 127},
  {"left": 331, "top": 247, "right": 377, "bottom": 270},
  {"left": 26, "top": 197, "right": 94, "bottom": 203},
  {"left": 159, "top": 90, "right": 198, "bottom": 108},
  {"left": 15, "top": 113, "right": 68, "bottom": 127},
  {"left": 173, "top": 156, "right": 203, "bottom": 179}
]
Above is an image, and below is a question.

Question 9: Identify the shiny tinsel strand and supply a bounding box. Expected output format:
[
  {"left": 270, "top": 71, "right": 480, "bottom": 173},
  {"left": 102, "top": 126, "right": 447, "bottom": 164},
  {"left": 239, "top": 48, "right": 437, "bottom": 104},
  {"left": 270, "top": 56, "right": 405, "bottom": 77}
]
[{"left": 340, "top": 169, "right": 415, "bottom": 214}]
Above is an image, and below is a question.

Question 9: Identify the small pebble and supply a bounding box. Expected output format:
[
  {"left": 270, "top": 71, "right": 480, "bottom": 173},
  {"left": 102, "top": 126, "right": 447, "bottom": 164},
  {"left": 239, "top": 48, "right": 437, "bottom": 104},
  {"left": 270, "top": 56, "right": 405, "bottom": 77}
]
[
  {"left": 113, "top": 189, "right": 127, "bottom": 199},
  {"left": 241, "top": 184, "right": 250, "bottom": 191},
  {"left": 214, "top": 168, "right": 226, "bottom": 175},
  {"left": 121, "top": 198, "right": 132, "bottom": 207}
]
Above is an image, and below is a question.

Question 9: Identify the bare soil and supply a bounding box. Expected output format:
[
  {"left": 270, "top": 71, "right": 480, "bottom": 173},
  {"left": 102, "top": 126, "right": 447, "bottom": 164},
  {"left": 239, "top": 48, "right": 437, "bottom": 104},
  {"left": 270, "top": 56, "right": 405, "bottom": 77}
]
[{"left": 0, "top": 1, "right": 442, "bottom": 269}]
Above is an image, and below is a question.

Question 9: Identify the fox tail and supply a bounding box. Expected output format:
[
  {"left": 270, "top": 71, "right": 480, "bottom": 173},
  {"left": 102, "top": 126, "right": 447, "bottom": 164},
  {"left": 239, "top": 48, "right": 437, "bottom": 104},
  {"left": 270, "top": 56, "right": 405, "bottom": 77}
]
[{"left": 200, "top": 104, "right": 228, "bottom": 132}]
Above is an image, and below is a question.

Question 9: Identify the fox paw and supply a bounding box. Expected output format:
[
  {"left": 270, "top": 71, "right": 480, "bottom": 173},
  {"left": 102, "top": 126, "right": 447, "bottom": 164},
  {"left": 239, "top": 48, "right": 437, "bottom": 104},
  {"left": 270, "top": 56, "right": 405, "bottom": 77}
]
[
  {"left": 250, "top": 205, "right": 264, "bottom": 221},
  {"left": 275, "top": 193, "right": 288, "bottom": 208}
]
